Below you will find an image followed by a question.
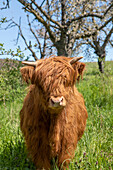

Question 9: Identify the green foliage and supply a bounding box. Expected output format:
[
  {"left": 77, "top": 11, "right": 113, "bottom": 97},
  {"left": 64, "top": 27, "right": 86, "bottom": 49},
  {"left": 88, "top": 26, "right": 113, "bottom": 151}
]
[
  {"left": 0, "top": 17, "right": 7, "bottom": 27},
  {"left": 0, "top": 60, "right": 113, "bottom": 169},
  {"left": 0, "top": 44, "right": 25, "bottom": 58},
  {"left": 0, "top": 58, "right": 26, "bottom": 104}
]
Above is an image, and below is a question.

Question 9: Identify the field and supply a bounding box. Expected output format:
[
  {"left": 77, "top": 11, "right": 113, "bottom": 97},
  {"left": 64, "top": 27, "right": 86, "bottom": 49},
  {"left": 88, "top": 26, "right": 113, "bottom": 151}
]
[{"left": 0, "top": 59, "right": 113, "bottom": 169}]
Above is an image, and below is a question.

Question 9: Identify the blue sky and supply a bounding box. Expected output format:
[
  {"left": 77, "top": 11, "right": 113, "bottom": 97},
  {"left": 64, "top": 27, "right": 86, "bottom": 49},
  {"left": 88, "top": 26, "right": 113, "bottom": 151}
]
[
  {"left": 0, "top": 0, "right": 113, "bottom": 61},
  {"left": 0, "top": 1, "right": 34, "bottom": 60}
]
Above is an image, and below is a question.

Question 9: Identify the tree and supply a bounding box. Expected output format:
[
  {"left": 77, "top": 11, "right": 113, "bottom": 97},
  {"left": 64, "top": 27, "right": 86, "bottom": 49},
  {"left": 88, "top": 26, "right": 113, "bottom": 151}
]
[
  {"left": 7, "top": 0, "right": 112, "bottom": 60},
  {"left": 1, "top": 0, "right": 113, "bottom": 67},
  {"left": 80, "top": 9, "right": 113, "bottom": 73},
  {"left": 89, "top": 25, "right": 113, "bottom": 73}
]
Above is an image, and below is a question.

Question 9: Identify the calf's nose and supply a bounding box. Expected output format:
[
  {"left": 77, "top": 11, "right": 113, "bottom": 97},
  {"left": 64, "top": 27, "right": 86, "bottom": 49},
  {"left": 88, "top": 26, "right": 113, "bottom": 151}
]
[{"left": 49, "top": 96, "right": 66, "bottom": 108}]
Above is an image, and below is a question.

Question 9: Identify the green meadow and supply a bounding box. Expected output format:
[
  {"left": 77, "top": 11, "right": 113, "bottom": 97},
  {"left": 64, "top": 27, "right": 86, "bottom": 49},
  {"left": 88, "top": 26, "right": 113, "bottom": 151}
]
[{"left": 0, "top": 59, "right": 113, "bottom": 169}]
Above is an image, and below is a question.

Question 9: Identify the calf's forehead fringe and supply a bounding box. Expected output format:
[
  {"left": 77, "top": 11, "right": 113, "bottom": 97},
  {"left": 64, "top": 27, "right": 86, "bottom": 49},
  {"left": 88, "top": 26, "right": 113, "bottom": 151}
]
[
  {"left": 30, "top": 57, "right": 76, "bottom": 94},
  {"left": 35, "top": 57, "right": 75, "bottom": 81},
  {"left": 36, "top": 57, "right": 74, "bottom": 70}
]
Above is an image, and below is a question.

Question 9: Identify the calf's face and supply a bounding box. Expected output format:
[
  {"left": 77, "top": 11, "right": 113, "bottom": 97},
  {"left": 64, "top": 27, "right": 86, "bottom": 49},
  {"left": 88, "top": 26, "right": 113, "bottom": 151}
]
[{"left": 21, "top": 56, "right": 83, "bottom": 111}]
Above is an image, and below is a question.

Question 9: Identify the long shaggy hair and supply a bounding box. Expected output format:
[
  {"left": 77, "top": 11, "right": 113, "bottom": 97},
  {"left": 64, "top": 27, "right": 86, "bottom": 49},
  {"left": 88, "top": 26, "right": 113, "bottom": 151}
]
[
  {"left": 20, "top": 56, "right": 88, "bottom": 169},
  {"left": 76, "top": 62, "right": 86, "bottom": 83}
]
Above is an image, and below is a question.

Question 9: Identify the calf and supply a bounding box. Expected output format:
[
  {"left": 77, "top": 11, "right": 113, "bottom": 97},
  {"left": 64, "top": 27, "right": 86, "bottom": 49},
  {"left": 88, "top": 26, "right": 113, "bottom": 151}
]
[{"left": 20, "top": 56, "right": 88, "bottom": 169}]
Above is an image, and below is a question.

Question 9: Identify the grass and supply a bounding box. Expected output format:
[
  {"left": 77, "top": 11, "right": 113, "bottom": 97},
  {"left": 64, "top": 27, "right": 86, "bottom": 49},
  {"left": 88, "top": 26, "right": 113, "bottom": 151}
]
[
  {"left": 0, "top": 61, "right": 113, "bottom": 169},
  {"left": 0, "top": 101, "right": 36, "bottom": 169}
]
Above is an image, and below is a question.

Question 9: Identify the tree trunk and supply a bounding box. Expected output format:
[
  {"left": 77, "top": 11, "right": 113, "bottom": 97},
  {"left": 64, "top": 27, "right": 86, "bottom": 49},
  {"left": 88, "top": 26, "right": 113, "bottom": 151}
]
[
  {"left": 57, "top": 47, "right": 68, "bottom": 57},
  {"left": 98, "top": 56, "right": 105, "bottom": 73},
  {"left": 56, "top": 38, "right": 73, "bottom": 57}
]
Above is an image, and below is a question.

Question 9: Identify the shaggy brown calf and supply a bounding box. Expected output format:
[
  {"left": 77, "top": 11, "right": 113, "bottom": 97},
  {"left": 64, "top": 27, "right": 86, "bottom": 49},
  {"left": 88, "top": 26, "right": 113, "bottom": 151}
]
[{"left": 20, "top": 56, "right": 88, "bottom": 169}]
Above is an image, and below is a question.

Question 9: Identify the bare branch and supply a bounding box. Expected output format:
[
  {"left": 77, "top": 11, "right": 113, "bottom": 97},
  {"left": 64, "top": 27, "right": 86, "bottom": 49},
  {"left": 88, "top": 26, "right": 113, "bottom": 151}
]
[
  {"left": 11, "top": 19, "right": 38, "bottom": 61},
  {"left": 0, "top": 0, "right": 10, "bottom": 10},
  {"left": 40, "top": 0, "right": 46, "bottom": 7},
  {"left": 27, "top": 14, "right": 50, "bottom": 58},
  {"left": 66, "top": 13, "right": 103, "bottom": 28},
  {"left": 41, "top": 30, "right": 48, "bottom": 58},
  {"left": 27, "top": 15, "right": 41, "bottom": 46},
  {"left": 17, "top": 0, "right": 56, "bottom": 43},
  {"left": 75, "top": 16, "right": 113, "bottom": 40},
  {"left": 109, "top": 41, "right": 113, "bottom": 47},
  {"left": 102, "top": 26, "right": 113, "bottom": 49},
  {"left": 88, "top": 41, "right": 97, "bottom": 50},
  {"left": 31, "top": 0, "right": 63, "bottom": 29},
  {"left": 66, "top": 2, "right": 113, "bottom": 29},
  {"left": 103, "top": 2, "right": 113, "bottom": 16},
  {"left": 99, "top": 17, "right": 113, "bottom": 30}
]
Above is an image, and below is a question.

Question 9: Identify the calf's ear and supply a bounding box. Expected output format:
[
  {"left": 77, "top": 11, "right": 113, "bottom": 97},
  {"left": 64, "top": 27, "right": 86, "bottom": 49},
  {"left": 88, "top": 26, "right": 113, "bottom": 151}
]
[
  {"left": 69, "top": 56, "right": 83, "bottom": 72},
  {"left": 69, "top": 57, "right": 85, "bottom": 82},
  {"left": 72, "top": 62, "right": 86, "bottom": 83},
  {"left": 20, "top": 66, "right": 35, "bottom": 84}
]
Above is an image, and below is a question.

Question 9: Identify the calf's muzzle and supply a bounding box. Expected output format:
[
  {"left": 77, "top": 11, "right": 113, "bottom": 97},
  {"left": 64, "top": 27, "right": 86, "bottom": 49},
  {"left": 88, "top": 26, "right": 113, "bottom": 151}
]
[{"left": 49, "top": 96, "right": 66, "bottom": 108}]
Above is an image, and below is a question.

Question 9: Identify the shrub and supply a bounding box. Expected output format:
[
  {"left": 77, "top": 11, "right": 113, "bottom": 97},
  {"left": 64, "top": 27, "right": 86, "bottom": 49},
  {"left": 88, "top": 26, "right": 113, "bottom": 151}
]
[{"left": 0, "top": 59, "right": 26, "bottom": 104}]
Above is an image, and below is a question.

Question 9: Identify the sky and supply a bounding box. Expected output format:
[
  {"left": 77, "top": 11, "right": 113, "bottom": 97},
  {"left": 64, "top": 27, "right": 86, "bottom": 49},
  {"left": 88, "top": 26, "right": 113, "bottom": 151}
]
[{"left": 0, "top": 0, "right": 113, "bottom": 62}]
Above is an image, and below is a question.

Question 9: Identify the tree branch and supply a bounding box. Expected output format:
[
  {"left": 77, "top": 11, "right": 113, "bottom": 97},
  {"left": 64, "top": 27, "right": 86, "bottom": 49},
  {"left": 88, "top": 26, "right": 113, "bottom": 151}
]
[
  {"left": 75, "top": 16, "right": 113, "bottom": 40},
  {"left": 66, "top": 13, "right": 103, "bottom": 28},
  {"left": 61, "top": 0, "right": 66, "bottom": 26},
  {"left": 99, "top": 17, "right": 113, "bottom": 30},
  {"left": 31, "top": 0, "right": 63, "bottom": 29},
  {"left": 88, "top": 41, "right": 97, "bottom": 50},
  {"left": 0, "top": 0, "right": 10, "bottom": 10},
  {"left": 41, "top": 30, "right": 47, "bottom": 58},
  {"left": 102, "top": 26, "right": 113, "bottom": 49},
  {"left": 11, "top": 19, "right": 38, "bottom": 61},
  {"left": 40, "top": 0, "right": 46, "bottom": 7},
  {"left": 103, "top": 2, "right": 113, "bottom": 16},
  {"left": 66, "top": 2, "right": 113, "bottom": 29},
  {"left": 27, "top": 15, "right": 42, "bottom": 57},
  {"left": 17, "top": 0, "right": 57, "bottom": 44},
  {"left": 27, "top": 15, "right": 48, "bottom": 58},
  {"left": 109, "top": 41, "right": 113, "bottom": 47}
]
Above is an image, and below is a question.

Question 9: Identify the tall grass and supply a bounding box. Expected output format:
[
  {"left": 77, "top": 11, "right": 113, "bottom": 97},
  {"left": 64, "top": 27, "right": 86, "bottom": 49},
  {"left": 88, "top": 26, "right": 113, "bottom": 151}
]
[
  {"left": 0, "top": 101, "right": 35, "bottom": 169},
  {"left": 0, "top": 60, "right": 113, "bottom": 169}
]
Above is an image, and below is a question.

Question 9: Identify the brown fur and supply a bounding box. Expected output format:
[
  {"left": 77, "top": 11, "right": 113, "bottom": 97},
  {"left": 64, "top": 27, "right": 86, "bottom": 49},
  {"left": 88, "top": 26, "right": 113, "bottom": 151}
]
[
  {"left": 76, "top": 62, "right": 86, "bottom": 83},
  {"left": 20, "top": 56, "right": 88, "bottom": 169},
  {"left": 20, "top": 66, "right": 35, "bottom": 84},
  {"left": 58, "top": 57, "right": 86, "bottom": 83}
]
